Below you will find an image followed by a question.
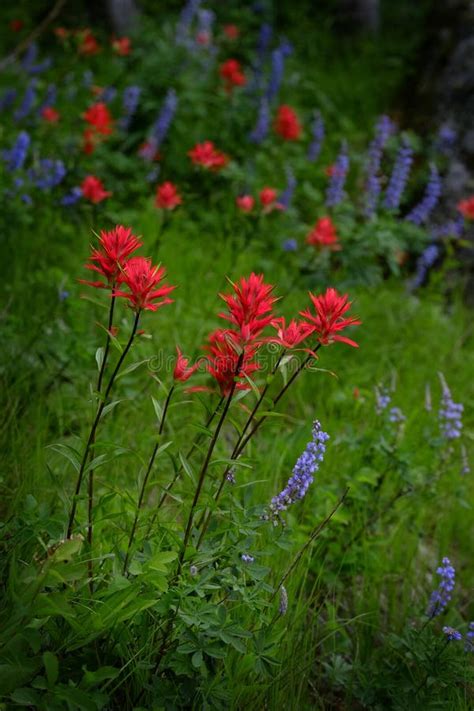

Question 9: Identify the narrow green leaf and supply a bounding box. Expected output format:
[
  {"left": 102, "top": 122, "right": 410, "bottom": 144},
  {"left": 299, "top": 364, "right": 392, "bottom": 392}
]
[{"left": 43, "top": 651, "right": 59, "bottom": 687}]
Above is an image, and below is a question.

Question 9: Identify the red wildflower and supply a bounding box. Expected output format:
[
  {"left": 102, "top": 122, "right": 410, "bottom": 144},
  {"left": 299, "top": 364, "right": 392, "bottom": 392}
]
[
  {"left": 112, "top": 36, "right": 131, "bottom": 55},
  {"left": 82, "top": 128, "right": 97, "bottom": 154},
  {"left": 174, "top": 347, "right": 200, "bottom": 382},
  {"left": 81, "top": 225, "right": 143, "bottom": 288},
  {"left": 219, "top": 273, "right": 277, "bottom": 343},
  {"left": 188, "top": 141, "right": 229, "bottom": 171},
  {"left": 41, "top": 106, "right": 60, "bottom": 123},
  {"left": 269, "top": 318, "right": 315, "bottom": 349},
  {"left": 205, "top": 329, "right": 260, "bottom": 396},
  {"left": 78, "top": 29, "right": 100, "bottom": 56},
  {"left": 83, "top": 102, "right": 113, "bottom": 135},
  {"left": 458, "top": 196, "right": 474, "bottom": 220},
  {"left": 274, "top": 105, "right": 301, "bottom": 141},
  {"left": 155, "top": 182, "right": 182, "bottom": 210},
  {"left": 259, "top": 187, "right": 283, "bottom": 213},
  {"left": 325, "top": 164, "right": 336, "bottom": 177},
  {"left": 54, "top": 27, "right": 69, "bottom": 40},
  {"left": 219, "top": 59, "right": 246, "bottom": 92},
  {"left": 81, "top": 175, "right": 112, "bottom": 204},
  {"left": 223, "top": 24, "right": 240, "bottom": 40},
  {"left": 306, "top": 217, "right": 341, "bottom": 250},
  {"left": 236, "top": 195, "right": 254, "bottom": 213},
  {"left": 10, "top": 19, "right": 23, "bottom": 32},
  {"left": 196, "top": 31, "right": 211, "bottom": 46},
  {"left": 113, "top": 257, "right": 175, "bottom": 312},
  {"left": 300, "top": 288, "right": 361, "bottom": 348}
]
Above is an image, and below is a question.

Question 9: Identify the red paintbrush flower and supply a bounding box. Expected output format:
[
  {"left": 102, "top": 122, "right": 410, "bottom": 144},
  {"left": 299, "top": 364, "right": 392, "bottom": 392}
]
[
  {"left": 188, "top": 141, "right": 229, "bottom": 171},
  {"left": 41, "top": 106, "right": 60, "bottom": 123},
  {"left": 112, "top": 36, "right": 131, "bottom": 55},
  {"left": 236, "top": 195, "right": 254, "bottom": 213},
  {"left": 274, "top": 105, "right": 301, "bottom": 141},
  {"left": 223, "top": 24, "right": 240, "bottom": 40},
  {"left": 173, "top": 347, "right": 201, "bottom": 382},
  {"left": 81, "top": 175, "right": 112, "bottom": 203},
  {"left": 219, "top": 59, "right": 246, "bottom": 92},
  {"left": 269, "top": 318, "right": 315, "bottom": 349},
  {"left": 155, "top": 182, "right": 182, "bottom": 210},
  {"left": 83, "top": 102, "right": 113, "bottom": 135},
  {"left": 81, "top": 225, "right": 142, "bottom": 289},
  {"left": 458, "top": 196, "right": 474, "bottom": 220},
  {"left": 300, "top": 287, "right": 361, "bottom": 347},
  {"left": 205, "top": 329, "right": 260, "bottom": 396},
  {"left": 259, "top": 187, "right": 283, "bottom": 213},
  {"left": 306, "top": 217, "right": 341, "bottom": 250},
  {"left": 113, "top": 257, "right": 175, "bottom": 312},
  {"left": 219, "top": 273, "right": 277, "bottom": 343},
  {"left": 78, "top": 29, "right": 100, "bottom": 56}
]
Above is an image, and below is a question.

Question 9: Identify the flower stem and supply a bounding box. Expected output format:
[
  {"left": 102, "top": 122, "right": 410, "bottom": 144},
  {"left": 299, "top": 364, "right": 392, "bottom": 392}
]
[
  {"left": 122, "top": 384, "right": 175, "bottom": 574},
  {"left": 66, "top": 310, "right": 140, "bottom": 539}
]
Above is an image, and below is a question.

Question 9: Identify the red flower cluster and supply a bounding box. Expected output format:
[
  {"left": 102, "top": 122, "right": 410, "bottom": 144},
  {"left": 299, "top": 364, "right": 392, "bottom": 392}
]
[
  {"left": 81, "top": 175, "right": 112, "bottom": 204},
  {"left": 112, "top": 36, "right": 131, "bottom": 56},
  {"left": 306, "top": 217, "right": 341, "bottom": 250},
  {"left": 219, "top": 59, "right": 246, "bottom": 92},
  {"left": 274, "top": 105, "right": 302, "bottom": 141},
  {"left": 81, "top": 225, "right": 175, "bottom": 314},
  {"left": 236, "top": 195, "right": 254, "bottom": 213},
  {"left": 173, "top": 347, "right": 201, "bottom": 382},
  {"left": 223, "top": 24, "right": 240, "bottom": 40},
  {"left": 81, "top": 225, "right": 143, "bottom": 288},
  {"left": 41, "top": 106, "right": 60, "bottom": 123},
  {"left": 300, "top": 288, "right": 361, "bottom": 347},
  {"left": 78, "top": 29, "right": 100, "bottom": 56},
  {"left": 83, "top": 102, "right": 113, "bottom": 154},
  {"left": 236, "top": 189, "right": 283, "bottom": 214},
  {"left": 188, "top": 141, "right": 229, "bottom": 171},
  {"left": 458, "top": 196, "right": 474, "bottom": 220},
  {"left": 155, "top": 182, "right": 182, "bottom": 210},
  {"left": 269, "top": 318, "right": 315, "bottom": 349}
]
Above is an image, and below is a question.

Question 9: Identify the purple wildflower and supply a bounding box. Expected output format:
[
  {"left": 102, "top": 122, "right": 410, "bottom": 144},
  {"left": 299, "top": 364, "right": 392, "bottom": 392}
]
[
  {"left": 443, "top": 626, "right": 462, "bottom": 642},
  {"left": 266, "top": 40, "right": 292, "bottom": 103},
  {"left": 29, "top": 159, "right": 66, "bottom": 190},
  {"left": 61, "top": 187, "right": 82, "bottom": 206},
  {"left": 405, "top": 164, "right": 442, "bottom": 225},
  {"left": 39, "top": 83, "right": 57, "bottom": 112},
  {"left": 427, "top": 557, "right": 456, "bottom": 618},
  {"left": 83, "top": 71, "right": 93, "bottom": 88},
  {"left": 249, "top": 96, "right": 270, "bottom": 144},
  {"left": 326, "top": 142, "right": 349, "bottom": 207},
  {"left": 375, "top": 386, "right": 391, "bottom": 414},
  {"left": 364, "top": 115, "right": 394, "bottom": 217},
  {"left": 176, "top": 0, "right": 201, "bottom": 43},
  {"left": 269, "top": 420, "right": 329, "bottom": 522},
  {"left": 438, "top": 375, "right": 463, "bottom": 441},
  {"left": 279, "top": 167, "right": 296, "bottom": 209},
  {"left": 383, "top": 138, "right": 413, "bottom": 210},
  {"left": 3, "top": 131, "right": 30, "bottom": 171},
  {"left": 14, "top": 80, "right": 37, "bottom": 121},
  {"left": 389, "top": 407, "right": 406, "bottom": 424},
  {"left": 152, "top": 89, "right": 178, "bottom": 147},
  {"left": 465, "top": 622, "right": 474, "bottom": 652},
  {"left": 431, "top": 216, "right": 464, "bottom": 240},
  {"left": 101, "top": 87, "right": 117, "bottom": 104},
  {"left": 119, "top": 85, "right": 141, "bottom": 130},
  {"left": 196, "top": 8, "right": 214, "bottom": 44},
  {"left": 409, "top": 244, "right": 440, "bottom": 290},
  {"left": 21, "top": 43, "right": 38, "bottom": 72},
  {"left": 241, "top": 554, "right": 254, "bottom": 563},
  {"left": 307, "top": 111, "right": 325, "bottom": 162},
  {"left": 282, "top": 238, "right": 298, "bottom": 252},
  {"left": 0, "top": 88, "right": 17, "bottom": 112},
  {"left": 436, "top": 124, "right": 456, "bottom": 154}
]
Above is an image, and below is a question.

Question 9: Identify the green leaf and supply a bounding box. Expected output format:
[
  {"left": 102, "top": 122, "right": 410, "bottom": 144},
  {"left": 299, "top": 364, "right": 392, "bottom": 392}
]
[
  {"left": 179, "top": 452, "right": 196, "bottom": 483},
  {"left": 47, "top": 443, "right": 81, "bottom": 473},
  {"left": 50, "top": 536, "right": 83, "bottom": 562},
  {"left": 82, "top": 665, "right": 120, "bottom": 688},
  {"left": 147, "top": 550, "right": 177, "bottom": 572},
  {"left": 43, "top": 651, "right": 59, "bottom": 687},
  {"left": 95, "top": 346, "right": 105, "bottom": 373},
  {"left": 192, "top": 650, "right": 203, "bottom": 668}
]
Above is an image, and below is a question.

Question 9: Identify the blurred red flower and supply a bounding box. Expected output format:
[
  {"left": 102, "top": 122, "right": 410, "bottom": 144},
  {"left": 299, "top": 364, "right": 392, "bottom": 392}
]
[
  {"left": 306, "top": 217, "right": 341, "bottom": 250},
  {"left": 41, "top": 106, "right": 60, "bottom": 123},
  {"left": 223, "top": 24, "right": 240, "bottom": 40},
  {"left": 458, "top": 196, "right": 474, "bottom": 220},
  {"left": 274, "top": 105, "right": 301, "bottom": 141},
  {"left": 83, "top": 102, "right": 113, "bottom": 135},
  {"left": 300, "top": 287, "right": 361, "bottom": 347},
  {"left": 113, "top": 257, "right": 175, "bottom": 312},
  {"left": 219, "top": 59, "right": 246, "bottom": 92},
  {"left": 236, "top": 195, "right": 254, "bottom": 213},
  {"left": 78, "top": 29, "right": 100, "bottom": 55},
  {"left": 155, "top": 182, "right": 182, "bottom": 210},
  {"left": 81, "top": 175, "right": 112, "bottom": 204},
  {"left": 112, "top": 36, "right": 131, "bottom": 55},
  {"left": 188, "top": 141, "right": 229, "bottom": 171}
]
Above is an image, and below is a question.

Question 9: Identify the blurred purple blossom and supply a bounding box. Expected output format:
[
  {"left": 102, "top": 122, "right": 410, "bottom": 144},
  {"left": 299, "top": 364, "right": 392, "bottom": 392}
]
[
  {"left": 307, "top": 111, "right": 325, "bottom": 162},
  {"left": 383, "top": 138, "right": 413, "bottom": 211},
  {"left": 427, "top": 556, "right": 455, "bottom": 618},
  {"left": 3, "top": 131, "right": 30, "bottom": 171},
  {"left": 405, "top": 164, "right": 441, "bottom": 225},
  {"left": 326, "top": 142, "right": 349, "bottom": 207}
]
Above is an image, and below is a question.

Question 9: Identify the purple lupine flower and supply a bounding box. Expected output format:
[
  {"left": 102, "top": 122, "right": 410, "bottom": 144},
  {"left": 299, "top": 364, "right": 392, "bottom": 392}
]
[
  {"left": 269, "top": 420, "right": 329, "bottom": 522},
  {"left": 3, "top": 131, "right": 30, "bottom": 171},
  {"left": 375, "top": 386, "right": 391, "bottom": 414},
  {"left": 21, "top": 43, "right": 38, "bottom": 72},
  {"left": 29, "top": 58, "right": 52, "bottom": 75},
  {"left": 282, "top": 238, "right": 298, "bottom": 252},
  {"left": 61, "top": 187, "right": 82, "bottom": 206},
  {"left": 465, "top": 622, "right": 474, "bottom": 652},
  {"left": 409, "top": 244, "right": 440, "bottom": 290},
  {"left": 436, "top": 124, "right": 457, "bottom": 154},
  {"left": 249, "top": 96, "right": 270, "bottom": 144},
  {"left": 431, "top": 216, "right": 464, "bottom": 240},
  {"left": 279, "top": 167, "right": 296, "bottom": 209},
  {"left": 196, "top": 8, "right": 214, "bottom": 46},
  {"left": 427, "top": 557, "right": 456, "bottom": 618},
  {"left": 279, "top": 586, "right": 288, "bottom": 615},
  {"left": 0, "top": 88, "right": 17, "bottom": 112},
  {"left": 364, "top": 115, "right": 394, "bottom": 217},
  {"left": 383, "top": 138, "right": 413, "bottom": 210},
  {"left": 266, "top": 40, "right": 292, "bottom": 103},
  {"left": 119, "top": 85, "right": 141, "bottom": 130},
  {"left": 176, "top": 0, "right": 201, "bottom": 43},
  {"left": 438, "top": 375, "right": 463, "bottom": 440},
  {"left": 325, "top": 142, "right": 349, "bottom": 207},
  {"left": 101, "top": 87, "right": 117, "bottom": 104},
  {"left": 389, "top": 407, "right": 406, "bottom": 424},
  {"left": 151, "top": 88, "right": 178, "bottom": 147},
  {"left": 257, "top": 23, "right": 272, "bottom": 64},
  {"left": 443, "top": 626, "right": 462, "bottom": 642},
  {"left": 29, "top": 159, "right": 66, "bottom": 190},
  {"left": 307, "top": 111, "right": 325, "bottom": 162},
  {"left": 39, "top": 83, "right": 57, "bottom": 112},
  {"left": 241, "top": 554, "right": 254, "bottom": 563},
  {"left": 226, "top": 467, "right": 236, "bottom": 484},
  {"left": 14, "top": 80, "right": 37, "bottom": 121},
  {"left": 405, "top": 164, "right": 442, "bottom": 225}
]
